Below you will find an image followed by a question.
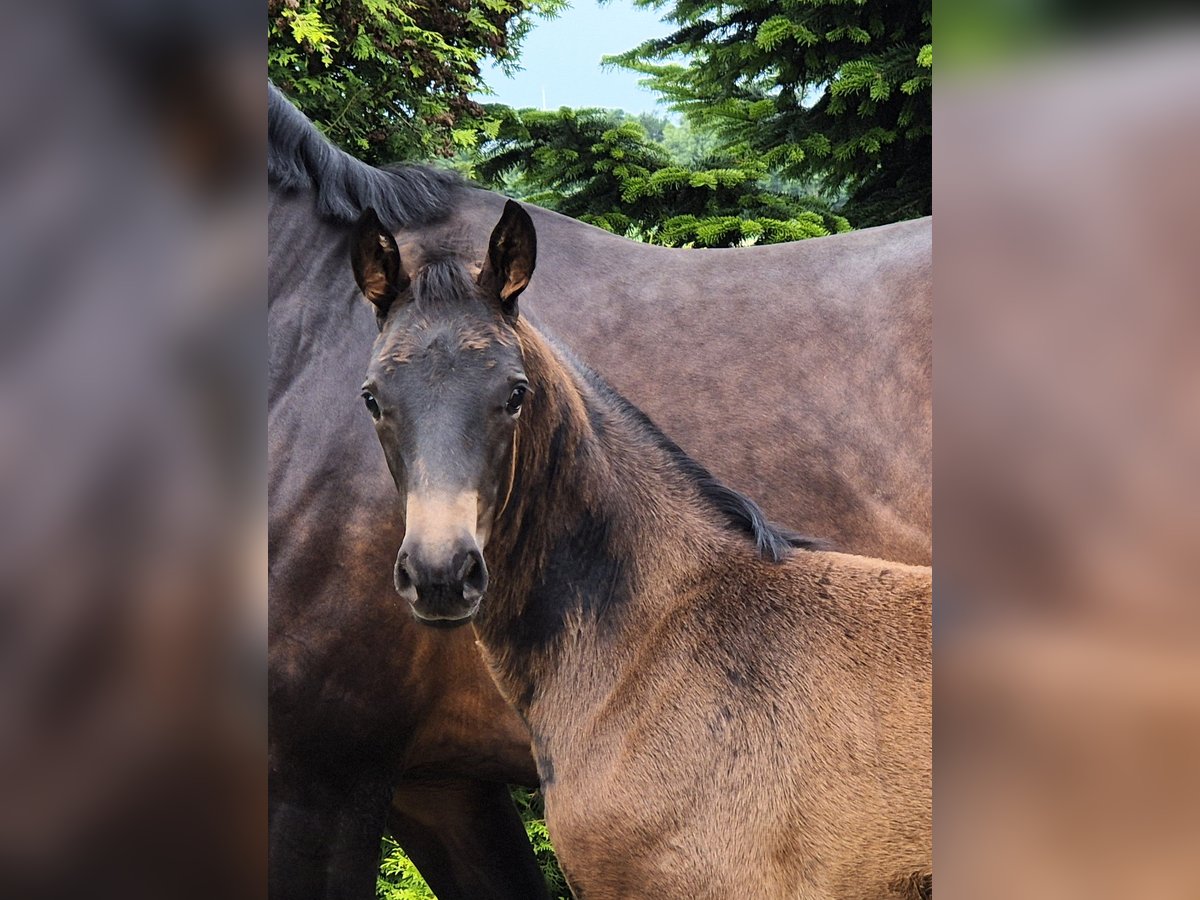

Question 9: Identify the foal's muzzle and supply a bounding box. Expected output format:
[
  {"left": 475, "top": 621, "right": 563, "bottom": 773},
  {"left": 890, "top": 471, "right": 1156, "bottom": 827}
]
[{"left": 394, "top": 538, "right": 487, "bottom": 626}]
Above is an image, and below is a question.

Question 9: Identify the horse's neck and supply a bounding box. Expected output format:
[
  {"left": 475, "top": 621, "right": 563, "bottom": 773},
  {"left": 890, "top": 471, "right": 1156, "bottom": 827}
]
[
  {"left": 475, "top": 331, "right": 726, "bottom": 732},
  {"left": 269, "top": 189, "right": 376, "bottom": 377}
]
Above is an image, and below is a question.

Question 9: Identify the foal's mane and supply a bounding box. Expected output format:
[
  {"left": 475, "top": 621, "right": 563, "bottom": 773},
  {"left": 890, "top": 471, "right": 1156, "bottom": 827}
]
[
  {"left": 268, "top": 82, "right": 462, "bottom": 231},
  {"left": 568, "top": 356, "right": 828, "bottom": 562}
]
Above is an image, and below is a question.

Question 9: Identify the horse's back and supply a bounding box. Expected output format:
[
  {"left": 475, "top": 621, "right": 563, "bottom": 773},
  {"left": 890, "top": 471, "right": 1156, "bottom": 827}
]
[{"left": 508, "top": 207, "right": 933, "bottom": 564}]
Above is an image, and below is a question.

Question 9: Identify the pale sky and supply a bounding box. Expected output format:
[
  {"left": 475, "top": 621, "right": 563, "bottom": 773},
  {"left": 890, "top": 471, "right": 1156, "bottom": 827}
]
[{"left": 475, "top": 0, "right": 677, "bottom": 114}]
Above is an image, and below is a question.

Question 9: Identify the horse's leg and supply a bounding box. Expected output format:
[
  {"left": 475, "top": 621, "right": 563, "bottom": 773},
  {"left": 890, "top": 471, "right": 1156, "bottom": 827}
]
[
  {"left": 323, "top": 777, "right": 395, "bottom": 900},
  {"left": 269, "top": 764, "right": 392, "bottom": 900},
  {"left": 388, "top": 778, "right": 550, "bottom": 900},
  {"left": 268, "top": 770, "right": 332, "bottom": 900}
]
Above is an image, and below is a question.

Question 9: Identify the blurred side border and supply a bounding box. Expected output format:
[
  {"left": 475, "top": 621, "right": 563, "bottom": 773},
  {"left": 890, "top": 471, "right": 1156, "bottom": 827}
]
[
  {"left": 0, "top": 3, "right": 264, "bottom": 899},
  {"left": 937, "top": 1, "right": 1200, "bottom": 897}
]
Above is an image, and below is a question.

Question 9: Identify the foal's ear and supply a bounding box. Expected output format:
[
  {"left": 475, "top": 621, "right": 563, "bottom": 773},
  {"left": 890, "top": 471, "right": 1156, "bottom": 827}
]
[
  {"left": 480, "top": 200, "right": 536, "bottom": 318},
  {"left": 350, "top": 208, "right": 409, "bottom": 316}
]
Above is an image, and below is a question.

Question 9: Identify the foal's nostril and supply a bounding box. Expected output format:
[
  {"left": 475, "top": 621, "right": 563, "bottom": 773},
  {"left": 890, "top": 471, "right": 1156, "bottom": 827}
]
[
  {"left": 459, "top": 549, "right": 488, "bottom": 598},
  {"left": 397, "top": 542, "right": 486, "bottom": 614},
  {"left": 394, "top": 551, "right": 416, "bottom": 594}
]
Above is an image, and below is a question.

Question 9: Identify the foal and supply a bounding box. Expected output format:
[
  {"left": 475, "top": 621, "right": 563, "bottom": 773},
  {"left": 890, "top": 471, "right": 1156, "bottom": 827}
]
[{"left": 350, "top": 201, "right": 932, "bottom": 899}]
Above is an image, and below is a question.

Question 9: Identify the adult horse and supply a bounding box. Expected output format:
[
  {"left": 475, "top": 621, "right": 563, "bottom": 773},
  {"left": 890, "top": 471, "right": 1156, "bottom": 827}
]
[
  {"left": 349, "top": 199, "right": 932, "bottom": 898},
  {"left": 268, "top": 83, "right": 931, "bottom": 898}
]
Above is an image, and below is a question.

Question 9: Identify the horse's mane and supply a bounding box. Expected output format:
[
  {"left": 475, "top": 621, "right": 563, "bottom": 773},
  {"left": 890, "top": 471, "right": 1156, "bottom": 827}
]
[
  {"left": 268, "top": 81, "right": 462, "bottom": 232},
  {"left": 565, "top": 349, "right": 829, "bottom": 562}
]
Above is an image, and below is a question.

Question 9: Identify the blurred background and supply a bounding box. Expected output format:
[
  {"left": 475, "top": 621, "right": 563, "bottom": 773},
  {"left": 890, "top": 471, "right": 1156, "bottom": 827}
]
[
  {"left": 0, "top": 0, "right": 1197, "bottom": 897},
  {"left": 0, "top": 2, "right": 263, "bottom": 898},
  {"left": 936, "top": 3, "right": 1200, "bottom": 898}
]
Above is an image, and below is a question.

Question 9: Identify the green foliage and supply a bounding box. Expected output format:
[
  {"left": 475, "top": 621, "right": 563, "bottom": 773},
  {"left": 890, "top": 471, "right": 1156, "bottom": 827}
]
[
  {"left": 476, "top": 105, "right": 849, "bottom": 247},
  {"left": 268, "top": 0, "right": 566, "bottom": 164},
  {"left": 606, "top": 0, "right": 931, "bottom": 225},
  {"left": 375, "top": 789, "right": 568, "bottom": 900},
  {"left": 511, "top": 788, "right": 570, "bottom": 898},
  {"left": 377, "top": 836, "right": 436, "bottom": 900},
  {"left": 659, "top": 118, "right": 720, "bottom": 166}
]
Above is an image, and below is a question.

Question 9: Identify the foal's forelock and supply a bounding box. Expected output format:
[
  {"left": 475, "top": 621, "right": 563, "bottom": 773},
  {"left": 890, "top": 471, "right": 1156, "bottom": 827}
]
[
  {"left": 409, "top": 252, "right": 481, "bottom": 309},
  {"left": 373, "top": 256, "right": 518, "bottom": 369}
]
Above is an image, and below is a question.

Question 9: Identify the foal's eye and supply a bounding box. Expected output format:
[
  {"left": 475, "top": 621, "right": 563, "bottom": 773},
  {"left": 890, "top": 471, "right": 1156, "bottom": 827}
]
[
  {"left": 505, "top": 384, "right": 528, "bottom": 416},
  {"left": 362, "top": 391, "right": 381, "bottom": 420}
]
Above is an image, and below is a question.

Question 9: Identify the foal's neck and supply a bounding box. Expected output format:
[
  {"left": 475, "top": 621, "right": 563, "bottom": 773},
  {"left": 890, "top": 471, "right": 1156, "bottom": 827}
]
[{"left": 473, "top": 325, "right": 732, "bottom": 719}]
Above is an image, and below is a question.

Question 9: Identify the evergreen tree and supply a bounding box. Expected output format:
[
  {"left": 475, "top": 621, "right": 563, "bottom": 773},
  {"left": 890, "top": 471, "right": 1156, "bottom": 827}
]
[
  {"left": 268, "top": 0, "right": 564, "bottom": 164},
  {"left": 659, "top": 118, "right": 721, "bottom": 167},
  {"left": 477, "top": 105, "right": 848, "bottom": 247},
  {"left": 607, "top": 0, "right": 931, "bottom": 225}
]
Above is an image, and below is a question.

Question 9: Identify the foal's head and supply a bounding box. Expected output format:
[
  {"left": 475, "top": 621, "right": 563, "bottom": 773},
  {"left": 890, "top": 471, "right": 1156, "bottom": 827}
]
[{"left": 351, "top": 201, "right": 537, "bottom": 626}]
